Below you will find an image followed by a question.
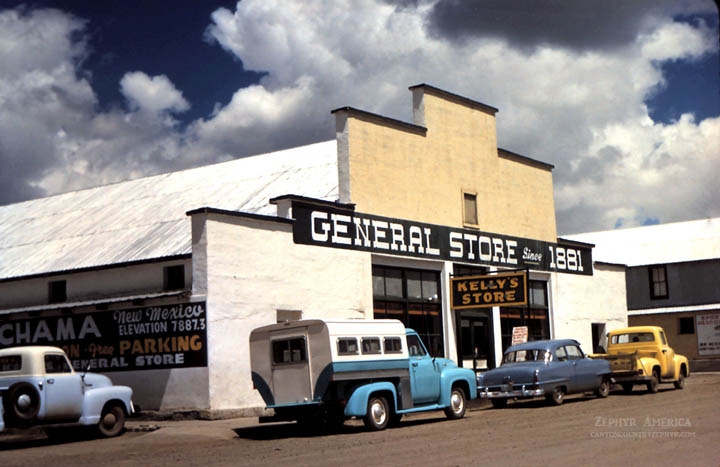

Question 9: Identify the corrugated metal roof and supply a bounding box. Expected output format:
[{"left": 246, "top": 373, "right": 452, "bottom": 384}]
[
  {"left": 565, "top": 218, "right": 720, "bottom": 266},
  {"left": 0, "top": 141, "right": 338, "bottom": 280}
]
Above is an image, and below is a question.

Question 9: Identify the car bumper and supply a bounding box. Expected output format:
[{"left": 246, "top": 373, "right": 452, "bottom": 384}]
[{"left": 478, "top": 385, "right": 545, "bottom": 399}]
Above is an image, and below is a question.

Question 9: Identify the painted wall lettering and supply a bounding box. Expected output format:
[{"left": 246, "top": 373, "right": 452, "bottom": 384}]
[{"left": 293, "top": 202, "right": 593, "bottom": 275}]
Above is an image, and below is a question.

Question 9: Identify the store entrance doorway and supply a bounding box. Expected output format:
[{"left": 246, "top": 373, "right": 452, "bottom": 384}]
[{"left": 459, "top": 311, "right": 495, "bottom": 371}]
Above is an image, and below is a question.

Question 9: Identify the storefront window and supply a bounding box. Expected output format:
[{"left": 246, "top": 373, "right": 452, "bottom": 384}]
[
  {"left": 373, "top": 265, "right": 444, "bottom": 357},
  {"left": 500, "top": 280, "right": 550, "bottom": 351}
]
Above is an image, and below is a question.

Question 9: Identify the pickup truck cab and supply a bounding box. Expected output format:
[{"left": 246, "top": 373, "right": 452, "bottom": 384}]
[
  {"left": 590, "top": 326, "right": 689, "bottom": 393},
  {"left": 250, "top": 319, "right": 477, "bottom": 431},
  {"left": 0, "top": 346, "right": 134, "bottom": 437}
]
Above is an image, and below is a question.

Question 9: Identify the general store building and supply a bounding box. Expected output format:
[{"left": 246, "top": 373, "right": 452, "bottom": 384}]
[{"left": 0, "top": 84, "right": 627, "bottom": 414}]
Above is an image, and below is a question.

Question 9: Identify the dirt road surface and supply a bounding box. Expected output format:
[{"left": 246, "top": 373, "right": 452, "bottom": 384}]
[{"left": 2, "top": 373, "right": 719, "bottom": 466}]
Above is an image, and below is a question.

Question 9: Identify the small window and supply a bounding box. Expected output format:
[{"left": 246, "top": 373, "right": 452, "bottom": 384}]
[
  {"left": 48, "top": 280, "right": 67, "bottom": 304},
  {"left": 276, "top": 309, "right": 302, "bottom": 323},
  {"left": 361, "top": 337, "right": 381, "bottom": 354},
  {"left": 555, "top": 346, "right": 567, "bottom": 361},
  {"left": 678, "top": 317, "right": 695, "bottom": 335},
  {"left": 565, "top": 345, "right": 584, "bottom": 360},
  {"left": 164, "top": 265, "right": 185, "bottom": 291},
  {"left": 384, "top": 337, "right": 403, "bottom": 354},
  {"left": 406, "top": 334, "right": 427, "bottom": 357},
  {"left": 272, "top": 338, "right": 306, "bottom": 364},
  {"left": 463, "top": 192, "right": 478, "bottom": 225},
  {"left": 337, "top": 337, "right": 359, "bottom": 356},
  {"left": 649, "top": 265, "right": 668, "bottom": 299},
  {"left": 45, "top": 354, "right": 72, "bottom": 374},
  {"left": 659, "top": 332, "right": 667, "bottom": 345},
  {"left": 0, "top": 355, "right": 22, "bottom": 372}
]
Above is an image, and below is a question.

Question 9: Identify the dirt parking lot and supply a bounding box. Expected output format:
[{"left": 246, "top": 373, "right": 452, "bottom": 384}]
[{"left": 2, "top": 373, "right": 719, "bottom": 466}]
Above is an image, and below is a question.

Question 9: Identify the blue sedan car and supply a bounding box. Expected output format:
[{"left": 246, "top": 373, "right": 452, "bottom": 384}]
[{"left": 476, "top": 339, "right": 611, "bottom": 407}]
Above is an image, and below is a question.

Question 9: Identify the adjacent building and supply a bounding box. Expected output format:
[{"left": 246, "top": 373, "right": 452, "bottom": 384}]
[
  {"left": 567, "top": 218, "right": 720, "bottom": 371},
  {"left": 0, "top": 84, "right": 628, "bottom": 415}
]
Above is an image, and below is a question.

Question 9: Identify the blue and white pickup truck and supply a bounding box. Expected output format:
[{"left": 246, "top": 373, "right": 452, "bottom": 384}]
[
  {"left": 0, "top": 346, "right": 134, "bottom": 438},
  {"left": 250, "top": 319, "right": 476, "bottom": 431}
]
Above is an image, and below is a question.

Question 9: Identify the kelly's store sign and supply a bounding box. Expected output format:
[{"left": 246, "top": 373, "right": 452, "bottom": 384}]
[
  {"left": 0, "top": 302, "right": 208, "bottom": 372},
  {"left": 292, "top": 202, "right": 592, "bottom": 275},
  {"left": 450, "top": 272, "right": 527, "bottom": 309}
]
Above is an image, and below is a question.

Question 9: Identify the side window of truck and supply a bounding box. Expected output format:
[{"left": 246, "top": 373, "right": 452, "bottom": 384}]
[
  {"left": 272, "top": 337, "right": 307, "bottom": 364},
  {"left": 361, "top": 337, "right": 381, "bottom": 355},
  {"left": 384, "top": 337, "right": 403, "bottom": 354},
  {"left": 659, "top": 332, "right": 667, "bottom": 345},
  {"left": 0, "top": 355, "right": 21, "bottom": 372},
  {"left": 406, "top": 334, "right": 426, "bottom": 357},
  {"left": 45, "top": 354, "right": 73, "bottom": 373},
  {"left": 337, "top": 337, "right": 359, "bottom": 355}
]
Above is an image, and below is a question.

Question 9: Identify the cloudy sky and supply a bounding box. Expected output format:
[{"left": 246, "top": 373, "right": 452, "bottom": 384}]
[{"left": 1, "top": 0, "right": 718, "bottom": 234}]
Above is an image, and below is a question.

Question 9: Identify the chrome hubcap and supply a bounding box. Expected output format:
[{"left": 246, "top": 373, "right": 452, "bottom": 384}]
[
  {"left": 371, "top": 401, "right": 386, "bottom": 425},
  {"left": 16, "top": 394, "right": 31, "bottom": 411},
  {"left": 450, "top": 392, "right": 463, "bottom": 413}
]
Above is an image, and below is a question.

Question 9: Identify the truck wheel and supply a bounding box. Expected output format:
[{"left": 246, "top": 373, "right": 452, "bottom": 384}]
[
  {"left": 646, "top": 370, "right": 660, "bottom": 394},
  {"left": 97, "top": 404, "right": 126, "bottom": 438},
  {"left": 491, "top": 398, "right": 508, "bottom": 409},
  {"left": 546, "top": 387, "right": 564, "bottom": 406},
  {"left": 363, "top": 396, "right": 389, "bottom": 431},
  {"left": 595, "top": 379, "right": 610, "bottom": 398},
  {"left": 444, "top": 387, "right": 466, "bottom": 420},
  {"left": 7, "top": 382, "right": 40, "bottom": 422},
  {"left": 673, "top": 371, "right": 685, "bottom": 390}
]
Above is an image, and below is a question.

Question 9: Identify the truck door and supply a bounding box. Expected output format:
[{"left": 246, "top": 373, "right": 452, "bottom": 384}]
[
  {"left": 658, "top": 331, "right": 676, "bottom": 378},
  {"left": 270, "top": 335, "right": 312, "bottom": 404},
  {"left": 407, "top": 334, "right": 440, "bottom": 404},
  {"left": 43, "top": 353, "right": 83, "bottom": 419}
]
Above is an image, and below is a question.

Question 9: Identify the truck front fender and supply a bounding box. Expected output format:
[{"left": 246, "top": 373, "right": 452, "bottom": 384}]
[
  {"left": 344, "top": 382, "right": 397, "bottom": 417},
  {"left": 79, "top": 385, "right": 133, "bottom": 425},
  {"left": 440, "top": 368, "right": 478, "bottom": 403}
]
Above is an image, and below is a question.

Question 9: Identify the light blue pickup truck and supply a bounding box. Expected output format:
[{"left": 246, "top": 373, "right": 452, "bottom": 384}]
[{"left": 250, "top": 319, "right": 477, "bottom": 431}]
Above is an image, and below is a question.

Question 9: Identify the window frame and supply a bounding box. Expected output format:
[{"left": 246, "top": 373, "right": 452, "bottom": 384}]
[
  {"left": 648, "top": 265, "right": 669, "bottom": 300},
  {"left": 678, "top": 317, "right": 695, "bottom": 335},
  {"left": 337, "top": 337, "right": 359, "bottom": 356},
  {"left": 383, "top": 336, "right": 403, "bottom": 354},
  {"left": 48, "top": 280, "right": 67, "bottom": 304},
  {"left": 271, "top": 337, "right": 307, "bottom": 365},
  {"left": 361, "top": 337, "right": 382, "bottom": 355},
  {"left": 462, "top": 190, "right": 478, "bottom": 226}
]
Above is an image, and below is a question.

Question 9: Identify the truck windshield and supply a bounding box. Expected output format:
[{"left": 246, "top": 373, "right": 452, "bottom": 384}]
[
  {"left": 611, "top": 333, "right": 655, "bottom": 344},
  {"left": 503, "top": 349, "right": 550, "bottom": 364}
]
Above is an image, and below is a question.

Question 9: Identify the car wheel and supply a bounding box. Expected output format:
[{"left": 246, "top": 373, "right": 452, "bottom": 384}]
[
  {"left": 444, "top": 387, "right": 466, "bottom": 420},
  {"left": 673, "top": 371, "right": 685, "bottom": 390},
  {"left": 546, "top": 387, "right": 564, "bottom": 406},
  {"left": 491, "top": 398, "right": 508, "bottom": 409},
  {"left": 7, "top": 382, "right": 41, "bottom": 423},
  {"left": 363, "top": 396, "right": 389, "bottom": 431},
  {"left": 595, "top": 379, "right": 610, "bottom": 398},
  {"left": 97, "top": 404, "right": 126, "bottom": 438},
  {"left": 647, "top": 370, "right": 660, "bottom": 394}
]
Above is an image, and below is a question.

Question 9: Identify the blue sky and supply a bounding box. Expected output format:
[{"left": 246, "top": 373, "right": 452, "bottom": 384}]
[{"left": 0, "top": 0, "right": 718, "bottom": 233}]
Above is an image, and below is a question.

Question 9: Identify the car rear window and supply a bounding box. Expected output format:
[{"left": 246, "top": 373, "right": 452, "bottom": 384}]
[{"left": 0, "top": 355, "right": 21, "bottom": 372}]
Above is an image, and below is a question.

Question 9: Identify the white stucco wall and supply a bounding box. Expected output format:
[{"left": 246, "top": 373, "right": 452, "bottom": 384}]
[
  {"left": 192, "top": 211, "right": 373, "bottom": 411},
  {"left": 551, "top": 263, "right": 628, "bottom": 353}
]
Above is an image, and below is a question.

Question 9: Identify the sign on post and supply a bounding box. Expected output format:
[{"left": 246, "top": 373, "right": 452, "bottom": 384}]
[
  {"left": 511, "top": 326, "right": 529, "bottom": 346},
  {"left": 450, "top": 271, "right": 528, "bottom": 310}
]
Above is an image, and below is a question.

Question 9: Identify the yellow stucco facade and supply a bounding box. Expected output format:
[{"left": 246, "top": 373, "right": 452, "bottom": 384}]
[{"left": 334, "top": 84, "right": 558, "bottom": 242}]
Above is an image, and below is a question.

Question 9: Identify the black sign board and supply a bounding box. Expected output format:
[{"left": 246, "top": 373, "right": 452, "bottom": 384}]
[
  {"left": 292, "top": 202, "right": 592, "bottom": 275},
  {"left": 450, "top": 272, "right": 527, "bottom": 309},
  {"left": 0, "top": 302, "right": 208, "bottom": 372}
]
